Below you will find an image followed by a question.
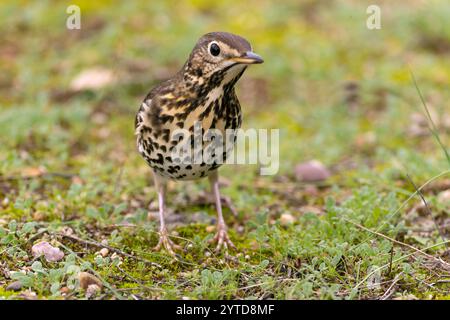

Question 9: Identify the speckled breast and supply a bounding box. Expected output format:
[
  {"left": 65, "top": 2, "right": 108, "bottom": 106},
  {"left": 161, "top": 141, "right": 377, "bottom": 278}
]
[{"left": 136, "top": 93, "right": 242, "bottom": 181}]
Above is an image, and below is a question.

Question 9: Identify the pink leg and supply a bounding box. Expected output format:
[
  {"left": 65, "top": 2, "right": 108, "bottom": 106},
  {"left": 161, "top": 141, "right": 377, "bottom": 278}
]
[
  {"left": 208, "top": 171, "right": 236, "bottom": 252},
  {"left": 151, "top": 173, "right": 181, "bottom": 255}
]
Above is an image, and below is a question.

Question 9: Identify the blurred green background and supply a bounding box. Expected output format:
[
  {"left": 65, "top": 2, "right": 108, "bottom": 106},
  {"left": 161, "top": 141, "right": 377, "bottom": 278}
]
[{"left": 0, "top": 0, "right": 449, "bottom": 178}]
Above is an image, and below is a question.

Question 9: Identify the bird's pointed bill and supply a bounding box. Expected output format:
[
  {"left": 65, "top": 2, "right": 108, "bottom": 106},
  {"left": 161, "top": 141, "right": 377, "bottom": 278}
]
[{"left": 230, "top": 51, "right": 264, "bottom": 64}]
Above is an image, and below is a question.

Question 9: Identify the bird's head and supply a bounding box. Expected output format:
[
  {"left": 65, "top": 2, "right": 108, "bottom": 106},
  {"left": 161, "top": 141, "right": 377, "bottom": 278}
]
[{"left": 183, "top": 32, "right": 263, "bottom": 86}]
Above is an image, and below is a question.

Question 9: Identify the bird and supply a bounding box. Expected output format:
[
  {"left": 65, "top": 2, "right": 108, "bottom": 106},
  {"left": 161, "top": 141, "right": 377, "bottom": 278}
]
[{"left": 135, "top": 32, "right": 263, "bottom": 255}]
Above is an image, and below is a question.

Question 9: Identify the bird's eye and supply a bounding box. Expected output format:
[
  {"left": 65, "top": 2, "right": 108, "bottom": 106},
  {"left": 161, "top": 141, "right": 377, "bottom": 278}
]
[{"left": 209, "top": 42, "right": 220, "bottom": 56}]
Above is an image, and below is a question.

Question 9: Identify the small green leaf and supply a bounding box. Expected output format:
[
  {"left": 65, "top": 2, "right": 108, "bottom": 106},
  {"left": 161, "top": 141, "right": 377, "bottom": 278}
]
[
  {"left": 31, "top": 261, "right": 43, "bottom": 272},
  {"left": 113, "top": 202, "right": 128, "bottom": 216},
  {"left": 8, "top": 220, "right": 17, "bottom": 232},
  {"left": 50, "top": 282, "right": 61, "bottom": 295},
  {"left": 20, "top": 222, "right": 37, "bottom": 234}
]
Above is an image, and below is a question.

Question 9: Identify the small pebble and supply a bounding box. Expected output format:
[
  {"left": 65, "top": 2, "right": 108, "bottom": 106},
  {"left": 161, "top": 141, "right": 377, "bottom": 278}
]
[
  {"left": 78, "top": 272, "right": 103, "bottom": 290},
  {"left": 60, "top": 286, "right": 70, "bottom": 295},
  {"left": 438, "top": 190, "right": 450, "bottom": 203},
  {"left": 111, "top": 252, "right": 119, "bottom": 260},
  {"left": 32, "top": 211, "right": 45, "bottom": 221},
  {"left": 99, "top": 248, "right": 109, "bottom": 257},
  {"left": 86, "top": 284, "right": 101, "bottom": 298},
  {"left": 280, "top": 213, "right": 296, "bottom": 226},
  {"left": 294, "top": 160, "right": 331, "bottom": 182},
  {"left": 61, "top": 226, "right": 74, "bottom": 236}
]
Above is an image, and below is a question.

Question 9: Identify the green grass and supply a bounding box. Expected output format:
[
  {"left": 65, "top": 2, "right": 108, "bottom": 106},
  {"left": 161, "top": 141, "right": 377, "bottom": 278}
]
[{"left": 0, "top": 0, "right": 449, "bottom": 300}]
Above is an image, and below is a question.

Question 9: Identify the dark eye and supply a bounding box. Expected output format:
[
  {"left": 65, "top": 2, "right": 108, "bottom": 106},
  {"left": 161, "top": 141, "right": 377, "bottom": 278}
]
[{"left": 209, "top": 43, "right": 220, "bottom": 56}]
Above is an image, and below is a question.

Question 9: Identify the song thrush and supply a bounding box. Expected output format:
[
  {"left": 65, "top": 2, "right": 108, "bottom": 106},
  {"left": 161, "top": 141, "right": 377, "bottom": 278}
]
[{"left": 135, "top": 32, "right": 263, "bottom": 255}]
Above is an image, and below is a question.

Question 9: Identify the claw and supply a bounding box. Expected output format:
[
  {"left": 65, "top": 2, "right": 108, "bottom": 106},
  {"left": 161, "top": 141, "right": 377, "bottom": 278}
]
[
  {"left": 153, "top": 228, "right": 182, "bottom": 256},
  {"left": 208, "top": 225, "right": 236, "bottom": 253}
]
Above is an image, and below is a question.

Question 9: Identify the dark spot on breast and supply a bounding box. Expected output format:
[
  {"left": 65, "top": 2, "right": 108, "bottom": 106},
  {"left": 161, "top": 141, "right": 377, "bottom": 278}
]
[{"left": 162, "top": 129, "right": 170, "bottom": 142}]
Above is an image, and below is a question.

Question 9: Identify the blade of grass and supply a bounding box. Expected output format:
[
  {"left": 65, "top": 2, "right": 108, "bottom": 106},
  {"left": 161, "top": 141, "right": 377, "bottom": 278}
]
[
  {"left": 409, "top": 68, "right": 450, "bottom": 166},
  {"left": 353, "top": 239, "right": 450, "bottom": 291},
  {"left": 350, "top": 170, "right": 450, "bottom": 252},
  {"left": 405, "top": 173, "right": 448, "bottom": 249}
]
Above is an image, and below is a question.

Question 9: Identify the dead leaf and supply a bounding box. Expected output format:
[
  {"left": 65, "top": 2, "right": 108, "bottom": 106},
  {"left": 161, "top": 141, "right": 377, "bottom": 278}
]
[
  {"left": 21, "top": 166, "right": 46, "bottom": 177},
  {"left": 70, "top": 68, "right": 116, "bottom": 91}
]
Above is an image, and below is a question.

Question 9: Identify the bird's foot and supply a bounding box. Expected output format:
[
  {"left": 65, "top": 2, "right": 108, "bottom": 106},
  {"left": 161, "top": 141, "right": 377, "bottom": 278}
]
[
  {"left": 153, "top": 228, "right": 182, "bottom": 256},
  {"left": 208, "top": 224, "right": 236, "bottom": 253}
]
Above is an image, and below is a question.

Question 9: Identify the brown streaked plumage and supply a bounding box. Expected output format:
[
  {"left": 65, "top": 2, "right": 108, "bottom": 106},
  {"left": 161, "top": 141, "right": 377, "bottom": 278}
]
[{"left": 135, "top": 32, "right": 263, "bottom": 255}]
